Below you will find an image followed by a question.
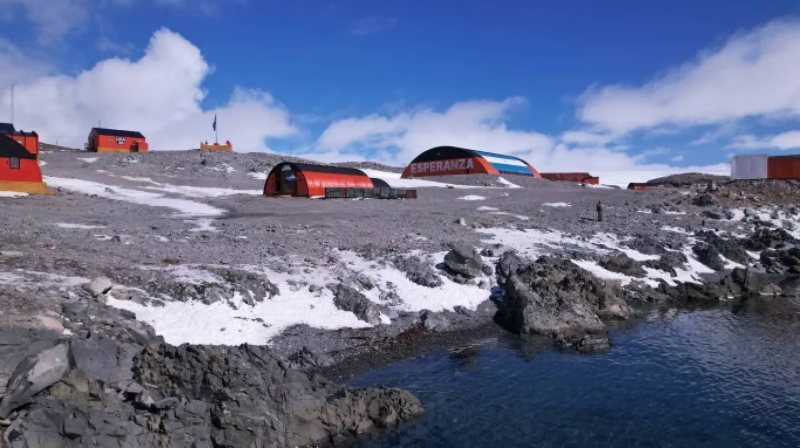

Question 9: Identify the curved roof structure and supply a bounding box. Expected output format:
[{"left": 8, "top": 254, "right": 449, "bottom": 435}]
[
  {"left": 401, "top": 146, "right": 540, "bottom": 178},
  {"left": 263, "top": 162, "right": 374, "bottom": 197}
]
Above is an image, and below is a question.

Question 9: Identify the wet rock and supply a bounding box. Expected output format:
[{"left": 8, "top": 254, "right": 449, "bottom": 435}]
[
  {"left": 84, "top": 277, "right": 113, "bottom": 297},
  {"left": 286, "top": 346, "right": 335, "bottom": 369},
  {"left": 444, "top": 244, "right": 484, "bottom": 278},
  {"left": 495, "top": 254, "right": 631, "bottom": 336},
  {"left": 332, "top": 284, "right": 382, "bottom": 325},
  {"left": 555, "top": 332, "right": 612, "bottom": 353},
  {"left": 133, "top": 344, "right": 424, "bottom": 447},
  {"left": 760, "top": 283, "right": 783, "bottom": 296},
  {"left": 420, "top": 310, "right": 451, "bottom": 332},
  {"left": 600, "top": 252, "right": 646, "bottom": 277},
  {"left": 0, "top": 343, "right": 71, "bottom": 419}
]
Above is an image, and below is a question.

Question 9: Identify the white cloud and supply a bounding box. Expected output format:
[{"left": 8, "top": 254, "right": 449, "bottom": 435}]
[
  {"left": 578, "top": 20, "right": 800, "bottom": 134},
  {"left": 1, "top": 0, "right": 90, "bottom": 43},
  {"left": 727, "top": 130, "right": 800, "bottom": 151},
  {"left": 560, "top": 130, "right": 617, "bottom": 146},
  {"left": 317, "top": 97, "right": 554, "bottom": 165},
  {"left": 312, "top": 96, "right": 725, "bottom": 186},
  {"left": 0, "top": 39, "right": 52, "bottom": 90},
  {"left": 0, "top": 28, "right": 295, "bottom": 151},
  {"left": 0, "top": 0, "right": 236, "bottom": 42},
  {"left": 671, "top": 155, "right": 684, "bottom": 162}
]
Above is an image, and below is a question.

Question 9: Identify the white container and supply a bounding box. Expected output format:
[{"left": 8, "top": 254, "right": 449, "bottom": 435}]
[{"left": 731, "top": 155, "right": 768, "bottom": 180}]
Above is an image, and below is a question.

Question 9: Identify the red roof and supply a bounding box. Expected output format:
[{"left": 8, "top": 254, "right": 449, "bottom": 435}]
[{"left": 541, "top": 172, "right": 594, "bottom": 182}]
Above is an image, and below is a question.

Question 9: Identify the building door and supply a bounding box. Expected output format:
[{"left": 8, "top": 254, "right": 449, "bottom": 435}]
[
  {"left": 131, "top": 142, "right": 139, "bottom": 153},
  {"left": 279, "top": 171, "right": 297, "bottom": 195}
]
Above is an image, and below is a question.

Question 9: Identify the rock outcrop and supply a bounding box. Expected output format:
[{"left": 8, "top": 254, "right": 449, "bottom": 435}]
[{"left": 494, "top": 253, "right": 631, "bottom": 337}]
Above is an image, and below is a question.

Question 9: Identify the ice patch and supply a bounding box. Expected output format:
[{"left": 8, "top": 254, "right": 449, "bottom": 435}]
[
  {"left": 56, "top": 223, "right": 106, "bottom": 230},
  {"left": 79, "top": 157, "right": 99, "bottom": 163},
  {"left": 477, "top": 206, "right": 499, "bottom": 212},
  {"left": 44, "top": 177, "right": 225, "bottom": 218},
  {"left": 543, "top": 202, "right": 571, "bottom": 208},
  {"left": 120, "top": 176, "right": 260, "bottom": 198},
  {"left": 458, "top": 195, "right": 486, "bottom": 201}
]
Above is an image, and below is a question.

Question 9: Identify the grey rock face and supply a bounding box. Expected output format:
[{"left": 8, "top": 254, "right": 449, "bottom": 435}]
[
  {"left": 332, "top": 284, "right": 382, "bottom": 325},
  {"left": 0, "top": 343, "right": 71, "bottom": 418},
  {"left": 495, "top": 254, "right": 631, "bottom": 336},
  {"left": 693, "top": 243, "right": 725, "bottom": 271},
  {"left": 444, "top": 244, "right": 484, "bottom": 278},
  {"left": 133, "top": 344, "right": 424, "bottom": 448},
  {"left": 555, "top": 332, "right": 612, "bottom": 353}
]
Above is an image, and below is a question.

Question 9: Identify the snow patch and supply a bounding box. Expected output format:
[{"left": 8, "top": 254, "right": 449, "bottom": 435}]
[
  {"left": 79, "top": 157, "right": 99, "bottom": 163},
  {"left": 458, "top": 195, "right": 485, "bottom": 201},
  {"left": 543, "top": 202, "right": 571, "bottom": 208},
  {"left": 44, "top": 177, "right": 225, "bottom": 217},
  {"left": 56, "top": 223, "right": 106, "bottom": 230},
  {"left": 0, "top": 192, "right": 29, "bottom": 198},
  {"left": 186, "top": 218, "right": 219, "bottom": 233},
  {"left": 247, "top": 172, "right": 268, "bottom": 180},
  {"left": 360, "top": 169, "right": 492, "bottom": 189},
  {"left": 496, "top": 177, "right": 522, "bottom": 189},
  {"left": 477, "top": 206, "right": 499, "bottom": 212}
]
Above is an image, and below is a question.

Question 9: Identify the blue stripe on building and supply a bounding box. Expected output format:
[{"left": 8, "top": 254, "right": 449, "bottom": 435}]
[{"left": 489, "top": 162, "right": 535, "bottom": 175}]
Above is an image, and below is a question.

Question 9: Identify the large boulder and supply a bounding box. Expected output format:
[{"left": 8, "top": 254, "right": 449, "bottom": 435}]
[
  {"left": 444, "top": 244, "right": 484, "bottom": 278},
  {"left": 495, "top": 254, "right": 631, "bottom": 336}
]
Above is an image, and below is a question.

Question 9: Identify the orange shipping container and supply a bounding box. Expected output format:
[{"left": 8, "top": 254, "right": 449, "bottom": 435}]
[{"left": 767, "top": 155, "right": 800, "bottom": 180}]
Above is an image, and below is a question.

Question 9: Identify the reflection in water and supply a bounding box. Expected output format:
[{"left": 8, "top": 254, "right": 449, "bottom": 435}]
[{"left": 351, "top": 302, "right": 800, "bottom": 448}]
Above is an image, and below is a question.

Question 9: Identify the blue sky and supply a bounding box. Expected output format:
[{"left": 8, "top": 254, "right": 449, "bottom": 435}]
[{"left": 2, "top": 0, "right": 800, "bottom": 179}]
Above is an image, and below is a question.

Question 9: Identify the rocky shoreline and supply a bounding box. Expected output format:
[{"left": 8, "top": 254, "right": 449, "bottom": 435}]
[{"left": 2, "top": 152, "right": 799, "bottom": 447}]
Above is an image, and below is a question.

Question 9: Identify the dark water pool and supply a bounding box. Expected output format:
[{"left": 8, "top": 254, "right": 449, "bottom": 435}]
[{"left": 350, "top": 307, "right": 800, "bottom": 448}]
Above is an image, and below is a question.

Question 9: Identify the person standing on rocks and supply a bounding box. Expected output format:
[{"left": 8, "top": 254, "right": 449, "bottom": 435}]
[{"left": 596, "top": 201, "right": 603, "bottom": 222}]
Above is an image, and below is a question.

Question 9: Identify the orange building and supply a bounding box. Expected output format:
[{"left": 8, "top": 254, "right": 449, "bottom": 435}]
[
  {"left": 200, "top": 140, "right": 233, "bottom": 152},
  {"left": 0, "top": 123, "right": 48, "bottom": 194},
  {"left": 541, "top": 172, "right": 600, "bottom": 184},
  {"left": 87, "top": 128, "right": 149, "bottom": 153}
]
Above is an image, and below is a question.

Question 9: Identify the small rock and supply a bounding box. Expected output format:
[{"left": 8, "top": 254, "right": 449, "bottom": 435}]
[
  {"left": 420, "top": 310, "right": 451, "bottom": 332},
  {"left": 84, "top": 277, "right": 114, "bottom": 297},
  {"left": 455, "top": 217, "right": 467, "bottom": 226},
  {"left": 111, "top": 235, "right": 133, "bottom": 244}
]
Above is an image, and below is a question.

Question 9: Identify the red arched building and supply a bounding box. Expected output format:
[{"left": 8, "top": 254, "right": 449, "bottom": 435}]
[{"left": 263, "top": 162, "right": 374, "bottom": 198}]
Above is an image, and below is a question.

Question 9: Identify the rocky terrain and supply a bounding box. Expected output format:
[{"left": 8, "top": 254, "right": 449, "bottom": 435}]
[{"left": 1, "top": 149, "right": 799, "bottom": 446}]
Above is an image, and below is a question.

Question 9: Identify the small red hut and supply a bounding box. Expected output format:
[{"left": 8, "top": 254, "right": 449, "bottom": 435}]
[
  {"left": 0, "top": 124, "right": 47, "bottom": 194},
  {"left": 87, "top": 128, "right": 149, "bottom": 153}
]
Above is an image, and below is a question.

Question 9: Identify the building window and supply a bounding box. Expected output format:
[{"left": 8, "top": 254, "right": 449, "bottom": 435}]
[{"left": 10, "top": 157, "right": 20, "bottom": 169}]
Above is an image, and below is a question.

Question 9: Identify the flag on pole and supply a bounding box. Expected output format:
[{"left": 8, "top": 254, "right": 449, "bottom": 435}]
[{"left": 212, "top": 114, "right": 217, "bottom": 132}]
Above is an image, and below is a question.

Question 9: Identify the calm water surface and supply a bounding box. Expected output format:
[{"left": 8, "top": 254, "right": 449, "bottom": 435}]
[{"left": 351, "top": 306, "right": 800, "bottom": 448}]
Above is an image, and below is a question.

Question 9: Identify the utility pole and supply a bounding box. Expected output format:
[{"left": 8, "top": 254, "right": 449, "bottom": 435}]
[{"left": 10, "top": 84, "right": 14, "bottom": 125}]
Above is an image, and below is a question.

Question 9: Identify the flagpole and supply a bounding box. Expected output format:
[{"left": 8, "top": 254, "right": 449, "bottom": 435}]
[{"left": 214, "top": 114, "right": 218, "bottom": 144}]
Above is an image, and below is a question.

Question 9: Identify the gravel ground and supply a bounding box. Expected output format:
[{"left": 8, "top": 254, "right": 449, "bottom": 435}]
[{"left": 1, "top": 150, "right": 790, "bottom": 365}]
